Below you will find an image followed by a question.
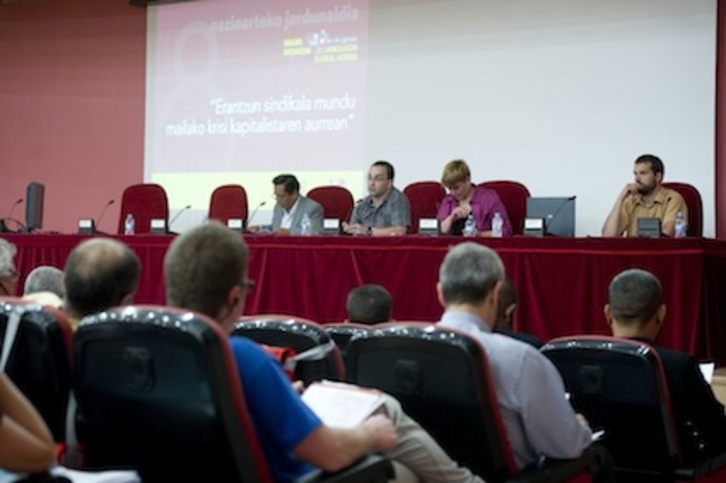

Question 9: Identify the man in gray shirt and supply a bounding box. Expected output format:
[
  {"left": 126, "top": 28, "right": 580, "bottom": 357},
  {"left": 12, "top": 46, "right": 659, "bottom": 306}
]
[{"left": 343, "top": 161, "right": 410, "bottom": 236}]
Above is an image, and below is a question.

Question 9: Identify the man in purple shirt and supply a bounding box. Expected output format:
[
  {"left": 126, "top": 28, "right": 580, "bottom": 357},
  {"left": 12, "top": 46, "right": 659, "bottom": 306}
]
[{"left": 437, "top": 159, "right": 513, "bottom": 236}]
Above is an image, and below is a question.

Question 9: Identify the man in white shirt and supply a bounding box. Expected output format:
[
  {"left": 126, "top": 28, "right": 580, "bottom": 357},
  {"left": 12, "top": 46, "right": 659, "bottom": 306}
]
[{"left": 436, "top": 242, "right": 593, "bottom": 469}]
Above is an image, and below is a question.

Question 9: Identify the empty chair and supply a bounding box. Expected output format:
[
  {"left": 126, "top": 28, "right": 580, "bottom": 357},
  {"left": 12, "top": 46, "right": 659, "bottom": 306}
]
[
  {"left": 208, "top": 184, "right": 249, "bottom": 228},
  {"left": 234, "top": 315, "right": 345, "bottom": 385},
  {"left": 307, "top": 186, "right": 355, "bottom": 224},
  {"left": 403, "top": 181, "right": 445, "bottom": 234},
  {"left": 0, "top": 297, "right": 73, "bottom": 442},
  {"left": 346, "top": 324, "right": 607, "bottom": 482},
  {"left": 542, "top": 335, "right": 726, "bottom": 482},
  {"left": 662, "top": 182, "right": 703, "bottom": 237},
  {"left": 478, "top": 180, "right": 530, "bottom": 235},
  {"left": 117, "top": 183, "right": 169, "bottom": 235}
]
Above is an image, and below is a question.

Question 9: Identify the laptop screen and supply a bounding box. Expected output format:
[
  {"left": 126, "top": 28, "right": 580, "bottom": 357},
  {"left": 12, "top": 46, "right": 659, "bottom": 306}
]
[{"left": 526, "top": 196, "right": 576, "bottom": 237}]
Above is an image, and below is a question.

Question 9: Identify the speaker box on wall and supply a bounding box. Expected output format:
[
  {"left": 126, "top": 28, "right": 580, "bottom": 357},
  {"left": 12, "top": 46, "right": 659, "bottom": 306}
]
[{"left": 25, "top": 181, "right": 45, "bottom": 232}]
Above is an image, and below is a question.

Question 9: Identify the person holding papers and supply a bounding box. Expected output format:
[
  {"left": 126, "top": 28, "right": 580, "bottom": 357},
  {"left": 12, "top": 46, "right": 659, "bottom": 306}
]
[
  {"left": 164, "top": 222, "right": 482, "bottom": 483},
  {"left": 604, "top": 269, "right": 726, "bottom": 463}
]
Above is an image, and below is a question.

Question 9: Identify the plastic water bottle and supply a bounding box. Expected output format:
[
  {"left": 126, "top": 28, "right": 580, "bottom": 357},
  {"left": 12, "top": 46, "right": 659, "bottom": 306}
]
[
  {"left": 492, "top": 212, "right": 503, "bottom": 238},
  {"left": 674, "top": 211, "right": 687, "bottom": 238},
  {"left": 300, "top": 213, "right": 312, "bottom": 236},
  {"left": 463, "top": 213, "right": 476, "bottom": 237},
  {"left": 124, "top": 213, "right": 135, "bottom": 236}
]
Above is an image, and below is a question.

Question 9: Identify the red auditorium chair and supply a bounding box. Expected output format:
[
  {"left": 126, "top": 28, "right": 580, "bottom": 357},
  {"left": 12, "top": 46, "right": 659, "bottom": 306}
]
[
  {"left": 117, "top": 183, "right": 169, "bottom": 235},
  {"left": 235, "top": 315, "right": 346, "bottom": 385},
  {"left": 403, "top": 181, "right": 446, "bottom": 234},
  {"left": 478, "top": 180, "right": 530, "bottom": 235},
  {"left": 208, "top": 184, "right": 249, "bottom": 227},
  {"left": 345, "top": 324, "right": 609, "bottom": 482},
  {"left": 542, "top": 336, "right": 726, "bottom": 482},
  {"left": 306, "top": 186, "right": 355, "bottom": 223},
  {"left": 73, "top": 305, "right": 392, "bottom": 482},
  {"left": 662, "top": 182, "right": 703, "bottom": 237}
]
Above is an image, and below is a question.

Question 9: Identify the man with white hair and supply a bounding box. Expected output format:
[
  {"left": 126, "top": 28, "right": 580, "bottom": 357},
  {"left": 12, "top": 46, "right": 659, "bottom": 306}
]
[{"left": 0, "top": 238, "right": 18, "bottom": 296}]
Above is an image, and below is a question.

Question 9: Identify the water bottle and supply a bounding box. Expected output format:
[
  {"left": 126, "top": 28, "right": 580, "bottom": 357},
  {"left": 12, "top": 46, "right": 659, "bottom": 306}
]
[
  {"left": 124, "top": 213, "right": 135, "bottom": 235},
  {"left": 463, "top": 213, "right": 476, "bottom": 237},
  {"left": 300, "top": 213, "right": 312, "bottom": 236},
  {"left": 674, "top": 211, "right": 687, "bottom": 238},
  {"left": 492, "top": 212, "right": 503, "bottom": 238}
]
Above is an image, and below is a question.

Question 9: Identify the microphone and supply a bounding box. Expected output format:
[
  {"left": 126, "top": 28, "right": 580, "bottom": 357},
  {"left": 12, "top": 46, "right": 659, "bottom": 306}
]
[
  {"left": 94, "top": 199, "right": 115, "bottom": 233},
  {"left": 246, "top": 201, "right": 267, "bottom": 229},
  {"left": 544, "top": 196, "right": 576, "bottom": 235},
  {"left": 0, "top": 198, "right": 23, "bottom": 233},
  {"left": 168, "top": 204, "right": 192, "bottom": 231}
]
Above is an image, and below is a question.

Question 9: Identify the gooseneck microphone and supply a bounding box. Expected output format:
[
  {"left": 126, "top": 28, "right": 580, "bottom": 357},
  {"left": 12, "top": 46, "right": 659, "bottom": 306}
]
[
  {"left": 95, "top": 199, "right": 115, "bottom": 232},
  {"left": 168, "top": 204, "right": 192, "bottom": 231},
  {"left": 0, "top": 198, "right": 24, "bottom": 233},
  {"left": 247, "top": 201, "right": 267, "bottom": 228}
]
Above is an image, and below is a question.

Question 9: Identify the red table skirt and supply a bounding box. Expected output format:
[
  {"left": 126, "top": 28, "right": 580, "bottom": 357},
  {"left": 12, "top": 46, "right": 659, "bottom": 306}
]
[{"left": 4, "top": 233, "right": 725, "bottom": 362}]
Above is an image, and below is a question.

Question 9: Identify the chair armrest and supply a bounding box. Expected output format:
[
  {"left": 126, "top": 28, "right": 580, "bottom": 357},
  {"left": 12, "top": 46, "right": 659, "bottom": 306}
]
[
  {"left": 297, "top": 454, "right": 394, "bottom": 483},
  {"left": 507, "top": 444, "right": 610, "bottom": 483}
]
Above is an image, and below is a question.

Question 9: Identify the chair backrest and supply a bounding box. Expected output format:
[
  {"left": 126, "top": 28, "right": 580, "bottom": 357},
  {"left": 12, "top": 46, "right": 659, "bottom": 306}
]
[
  {"left": 402, "top": 182, "right": 446, "bottom": 234},
  {"left": 345, "top": 324, "right": 516, "bottom": 481},
  {"left": 478, "top": 180, "right": 530, "bottom": 235},
  {"left": 117, "top": 183, "right": 170, "bottom": 235},
  {"left": 662, "top": 182, "right": 703, "bottom": 237},
  {"left": 208, "top": 184, "right": 249, "bottom": 227},
  {"left": 234, "top": 315, "right": 346, "bottom": 385},
  {"left": 306, "top": 186, "right": 355, "bottom": 222},
  {"left": 73, "top": 305, "right": 272, "bottom": 483},
  {"left": 542, "top": 336, "right": 680, "bottom": 479},
  {"left": 0, "top": 296, "right": 73, "bottom": 442}
]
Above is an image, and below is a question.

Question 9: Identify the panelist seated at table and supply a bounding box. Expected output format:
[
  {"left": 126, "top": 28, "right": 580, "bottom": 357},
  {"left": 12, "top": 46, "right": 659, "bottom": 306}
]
[
  {"left": 601, "top": 154, "right": 687, "bottom": 238},
  {"left": 605, "top": 268, "right": 726, "bottom": 462},
  {"left": 342, "top": 160, "right": 411, "bottom": 236},
  {"left": 436, "top": 159, "right": 513, "bottom": 237},
  {"left": 249, "top": 174, "right": 324, "bottom": 236}
]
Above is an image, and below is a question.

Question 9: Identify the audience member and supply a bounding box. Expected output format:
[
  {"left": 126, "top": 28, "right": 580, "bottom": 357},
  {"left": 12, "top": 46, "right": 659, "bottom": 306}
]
[
  {"left": 164, "top": 223, "right": 482, "bottom": 483},
  {"left": 0, "top": 372, "right": 55, "bottom": 473},
  {"left": 343, "top": 161, "right": 410, "bottom": 236},
  {"left": 268, "top": 174, "right": 323, "bottom": 236},
  {"left": 346, "top": 284, "right": 393, "bottom": 325},
  {"left": 436, "top": 242, "right": 592, "bottom": 469},
  {"left": 22, "top": 266, "right": 64, "bottom": 308},
  {"left": 492, "top": 277, "right": 542, "bottom": 348},
  {"left": 437, "top": 159, "right": 512, "bottom": 237},
  {"left": 605, "top": 268, "right": 726, "bottom": 462},
  {"left": 601, "top": 154, "right": 687, "bottom": 237},
  {"left": 0, "top": 239, "right": 18, "bottom": 296},
  {"left": 64, "top": 238, "right": 140, "bottom": 329}
]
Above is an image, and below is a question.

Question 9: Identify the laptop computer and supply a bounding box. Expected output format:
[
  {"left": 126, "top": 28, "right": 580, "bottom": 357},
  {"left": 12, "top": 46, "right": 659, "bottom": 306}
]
[{"left": 525, "top": 196, "right": 576, "bottom": 237}]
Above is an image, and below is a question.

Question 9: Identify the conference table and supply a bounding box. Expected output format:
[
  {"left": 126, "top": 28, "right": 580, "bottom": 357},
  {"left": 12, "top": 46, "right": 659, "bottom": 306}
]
[{"left": 3, "top": 233, "right": 726, "bottom": 363}]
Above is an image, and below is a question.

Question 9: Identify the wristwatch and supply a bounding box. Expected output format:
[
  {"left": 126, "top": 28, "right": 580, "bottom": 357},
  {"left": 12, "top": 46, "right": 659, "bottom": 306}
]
[{"left": 366, "top": 226, "right": 372, "bottom": 236}]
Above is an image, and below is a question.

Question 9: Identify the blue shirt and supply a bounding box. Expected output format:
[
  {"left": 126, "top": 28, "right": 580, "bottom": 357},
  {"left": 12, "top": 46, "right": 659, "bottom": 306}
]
[{"left": 230, "top": 336, "right": 322, "bottom": 482}]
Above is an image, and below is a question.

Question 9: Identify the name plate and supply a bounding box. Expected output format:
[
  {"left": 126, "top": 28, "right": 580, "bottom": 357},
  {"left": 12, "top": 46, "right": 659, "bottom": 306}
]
[
  {"left": 150, "top": 218, "right": 168, "bottom": 234},
  {"left": 323, "top": 218, "right": 341, "bottom": 235},
  {"left": 227, "top": 218, "right": 244, "bottom": 232},
  {"left": 418, "top": 218, "right": 439, "bottom": 236},
  {"left": 637, "top": 218, "right": 661, "bottom": 238},
  {"left": 78, "top": 218, "right": 95, "bottom": 234},
  {"left": 523, "top": 218, "right": 545, "bottom": 237}
]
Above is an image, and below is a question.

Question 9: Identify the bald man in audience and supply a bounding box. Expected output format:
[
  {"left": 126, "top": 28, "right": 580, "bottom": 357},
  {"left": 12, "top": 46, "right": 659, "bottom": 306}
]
[
  {"left": 492, "top": 277, "right": 542, "bottom": 348},
  {"left": 63, "top": 238, "right": 140, "bottom": 329},
  {"left": 164, "top": 222, "right": 482, "bottom": 483},
  {"left": 605, "top": 268, "right": 726, "bottom": 463}
]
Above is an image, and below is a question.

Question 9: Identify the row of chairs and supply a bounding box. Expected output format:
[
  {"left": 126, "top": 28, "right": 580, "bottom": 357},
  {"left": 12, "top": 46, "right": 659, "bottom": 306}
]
[
  {"left": 119, "top": 180, "right": 704, "bottom": 237},
  {"left": 5, "top": 297, "right": 722, "bottom": 481}
]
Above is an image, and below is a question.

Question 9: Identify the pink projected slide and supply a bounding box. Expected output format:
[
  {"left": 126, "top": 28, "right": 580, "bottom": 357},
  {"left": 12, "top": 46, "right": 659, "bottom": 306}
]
[{"left": 147, "top": 0, "right": 368, "bottom": 173}]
